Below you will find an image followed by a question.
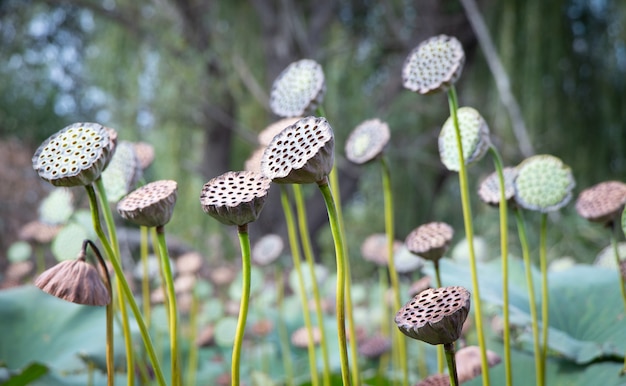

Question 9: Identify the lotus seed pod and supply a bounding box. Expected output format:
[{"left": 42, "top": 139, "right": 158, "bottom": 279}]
[
  {"left": 35, "top": 254, "right": 110, "bottom": 306},
  {"left": 575, "top": 181, "right": 626, "bottom": 224},
  {"left": 478, "top": 167, "right": 518, "bottom": 207},
  {"left": 117, "top": 180, "right": 178, "bottom": 227},
  {"left": 594, "top": 242, "right": 626, "bottom": 269},
  {"left": 345, "top": 118, "right": 390, "bottom": 165},
  {"left": 513, "top": 155, "right": 575, "bottom": 213},
  {"left": 405, "top": 222, "right": 454, "bottom": 262},
  {"left": 394, "top": 286, "right": 471, "bottom": 345},
  {"left": 269, "top": 59, "right": 325, "bottom": 117},
  {"left": 415, "top": 374, "right": 450, "bottom": 386},
  {"left": 252, "top": 233, "right": 284, "bottom": 266},
  {"left": 200, "top": 171, "right": 271, "bottom": 226},
  {"left": 291, "top": 325, "right": 322, "bottom": 348},
  {"left": 438, "top": 107, "right": 491, "bottom": 172},
  {"left": 101, "top": 141, "right": 141, "bottom": 203},
  {"left": 32, "top": 122, "right": 117, "bottom": 187},
  {"left": 358, "top": 335, "right": 391, "bottom": 359},
  {"left": 455, "top": 345, "right": 502, "bottom": 383},
  {"left": 402, "top": 34, "right": 465, "bottom": 95},
  {"left": 258, "top": 117, "right": 303, "bottom": 147},
  {"left": 133, "top": 141, "right": 155, "bottom": 171},
  {"left": 38, "top": 188, "right": 74, "bottom": 225},
  {"left": 260, "top": 116, "right": 334, "bottom": 184},
  {"left": 361, "top": 233, "right": 402, "bottom": 267}
]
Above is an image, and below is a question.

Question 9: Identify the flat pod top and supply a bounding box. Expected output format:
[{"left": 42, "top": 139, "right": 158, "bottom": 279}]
[
  {"left": 117, "top": 180, "right": 178, "bottom": 227},
  {"left": 438, "top": 107, "right": 491, "bottom": 172},
  {"left": 477, "top": 167, "right": 518, "bottom": 207},
  {"left": 405, "top": 222, "right": 454, "bottom": 262},
  {"left": 345, "top": 118, "right": 390, "bottom": 165},
  {"left": 402, "top": 35, "right": 465, "bottom": 95},
  {"left": 514, "top": 155, "right": 575, "bottom": 213},
  {"left": 575, "top": 180, "right": 626, "bottom": 224},
  {"left": 269, "top": 59, "right": 326, "bottom": 118},
  {"left": 260, "top": 116, "right": 334, "bottom": 184},
  {"left": 32, "top": 122, "right": 117, "bottom": 187}
]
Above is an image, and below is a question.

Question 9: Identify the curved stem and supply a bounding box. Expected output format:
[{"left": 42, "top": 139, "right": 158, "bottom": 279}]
[
  {"left": 447, "top": 86, "right": 490, "bottom": 386},
  {"left": 539, "top": 213, "right": 549, "bottom": 385},
  {"left": 279, "top": 188, "right": 319, "bottom": 386},
  {"left": 292, "top": 184, "right": 332, "bottom": 386},
  {"left": 232, "top": 224, "right": 252, "bottom": 386},
  {"left": 317, "top": 177, "right": 352, "bottom": 386},
  {"left": 444, "top": 343, "right": 460, "bottom": 386},
  {"left": 514, "top": 208, "right": 542, "bottom": 386},
  {"left": 85, "top": 184, "right": 166, "bottom": 386},
  {"left": 156, "top": 226, "right": 180, "bottom": 386},
  {"left": 488, "top": 146, "right": 512, "bottom": 386}
]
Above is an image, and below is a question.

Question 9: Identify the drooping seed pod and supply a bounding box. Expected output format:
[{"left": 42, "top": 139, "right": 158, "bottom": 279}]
[
  {"left": 345, "top": 118, "right": 390, "bottom": 165},
  {"left": 455, "top": 345, "right": 502, "bottom": 383},
  {"left": 405, "top": 222, "right": 454, "bottom": 262},
  {"left": 101, "top": 141, "right": 141, "bottom": 203},
  {"left": 438, "top": 107, "right": 491, "bottom": 172},
  {"left": 200, "top": 171, "right": 271, "bottom": 226},
  {"left": 395, "top": 286, "right": 471, "bottom": 345},
  {"left": 402, "top": 35, "right": 465, "bottom": 95},
  {"left": 32, "top": 122, "right": 117, "bottom": 187},
  {"left": 269, "top": 59, "right": 325, "bottom": 118},
  {"left": 260, "top": 116, "right": 334, "bottom": 184},
  {"left": 575, "top": 181, "right": 626, "bottom": 224},
  {"left": 513, "top": 155, "right": 575, "bottom": 213},
  {"left": 477, "top": 167, "right": 518, "bottom": 207},
  {"left": 117, "top": 180, "right": 178, "bottom": 227}
]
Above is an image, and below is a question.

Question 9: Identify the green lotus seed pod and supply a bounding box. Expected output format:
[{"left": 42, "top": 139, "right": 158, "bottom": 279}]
[
  {"left": 395, "top": 286, "right": 471, "bottom": 345},
  {"left": 477, "top": 167, "right": 518, "bottom": 207},
  {"left": 270, "top": 59, "right": 326, "bottom": 118},
  {"left": 405, "top": 222, "right": 454, "bottom": 262},
  {"left": 200, "top": 171, "right": 271, "bottom": 226},
  {"left": 32, "top": 122, "right": 117, "bottom": 187},
  {"left": 438, "top": 107, "right": 491, "bottom": 172},
  {"left": 402, "top": 35, "right": 465, "bottom": 95},
  {"left": 575, "top": 181, "right": 626, "bottom": 224},
  {"left": 117, "top": 180, "right": 178, "bottom": 227},
  {"left": 260, "top": 116, "right": 334, "bottom": 184},
  {"left": 345, "top": 118, "right": 390, "bottom": 165},
  {"left": 514, "top": 155, "right": 575, "bottom": 213},
  {"left": 101, "top": 141, "right": 141, "bottom": 203},
  {"left": 38, "top": 188, "right": 74, "bottom": 225}
]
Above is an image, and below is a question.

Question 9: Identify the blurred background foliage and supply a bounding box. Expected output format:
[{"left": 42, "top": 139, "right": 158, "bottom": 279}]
[{"left": 0, "top": 0, "right": 624, "bottom": 272}]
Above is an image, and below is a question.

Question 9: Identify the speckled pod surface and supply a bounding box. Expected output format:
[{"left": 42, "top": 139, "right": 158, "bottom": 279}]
[
  {"left": 514, "top": 154, "right": 575, "bottom": 213},
  {"left": 575, "top": 180, "right": 626, "bottom": 224},
  {"left": 478, "top": 167, "right": 518, "bottom": 207},
  {"left": 345, "top": 118, "right": 390, "bottom": 165},
  {"left": 118, "top": 180, "right": 178, "bottom": 227},
  {"left": 438, "top": 107, "right": 491, "bottom": 172},
  {"left": 405, "top": 222, "right": 454, "bottom": 262},
  {"left": 269, "top": 59, "right": 326, "bottom": 117}
]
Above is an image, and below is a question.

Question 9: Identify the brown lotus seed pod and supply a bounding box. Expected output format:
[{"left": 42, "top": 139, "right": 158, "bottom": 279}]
[
  {"left": 35, "top": 254, "right": 110, "bottom": 306},
  {"left": 200, "top": 171, "right": 271, "bottom": 226},
  {"left": 415, "top": 374, "right": 450, "bottom": 386},
  {"left": 269, "top": 59, "right": 325, "bottom": 117},
  {"left": 402, "top": 35, "right": 465, "bottom": 95},
  {"left": 118, "top": 180, "right": 178, "bottom": 227},
  {"left": 456, "top": 345, "right": 502, "bottom": 383},
  {"left": 575, "top": 180, "right": 626, "bottom": 224},
  {"left": 32, "top": 122, "right": 117, "bottom": 187},
  {"left": 408, "top": 276, "right": 433, "bottom": 298},
  {"left": 258, "top": 117, "right": 303, "bottom": 147},
  {"left": 478, "top": 167, "right": 518, "bottom": 207},
  {"left": 133, "top": 141, "right": 155, "bottom": 170},
  {"left": 19, "top": 220, "right": 62, "bottom": 244},
  {"left": 291, "top": 326, "right": 322, "bottom": 348},
  {"left": 405, "top": 222, "right": 454, "bottom": 262},
  {"left": 358, "top": 335, "right": 392, "bottom": 359},
  {"left": 394, "top": 286, "right": 471, "bottom": 345},
  {"left": 361, "top": 233, "right": 402, "bottom": 267},
  {"left": 345, "top": 118, "right": 390, "bottom": 165},
  {"left": 252, "top": 233, "right": 284, "bottom": 266},
  {"left": 260, "top": 116, "right": 334, "bottom": 184}
]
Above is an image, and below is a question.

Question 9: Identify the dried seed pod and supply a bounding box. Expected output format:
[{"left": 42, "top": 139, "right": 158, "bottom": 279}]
[
  {"left": 455, "top": 345, "right": 501, "bottom": 383},
  {"left": 101, "top": 141, "right": 141, "bottom": 203},
  {"left": 32, "top": 122, "right": 117, "bottom": 187},
  {"left": 394, "top": 286, "right": 471, "bottom": 345},
  {"left": 358, "top": 335, "right": 392, "bottom": 359},
  {"left": 575, "top": 181, "right": 626, "bottom": 224},
  {"left": 415, "top": 374, "right": 450, "bottom": 386},
  {"left": 200, "top": 171, "right": 271, "bottom": 226},
  {"left": 291, "top": 326, "right": 322, "bottom": 348},
  {"left": 252, "top": 233, "right": 284, "bottom": 266},
  {"left": 514, "top": 155, "right": 575, "bottom": 213},
  {"left": 133, "top": 141, "right": 155, "bottom": 171},
  {"left": 269, "top": 59, "right": 325, "bottom": 117},
  {"left": 438, "top": 107, "right": 491, "bottom": 172},
  {"left": 402, "top": 35, "right": 465, "bottom": 95},
  {"left": 345, "top": 118, "right": 390, "bottom": 165},
  {"left": 361, "top": 233, "right": 402, "bottom": 267},
  {"left": 405, "top": 222, "right": 454, "bottom": 262},
  {"left": 35, "top": 254, "right": 110, "bottom": 306},
  {"left": 258, "top": 117, "right": 303, "bottom": 147},
  {"left": 260, "top": 116, "right": 334, "bottom": 184},
  {"left": 478, "top": 167, "right": 518, "bottom": 207},
  {"left": 118, "top": 180, "right": 178, "bottom": 227}
]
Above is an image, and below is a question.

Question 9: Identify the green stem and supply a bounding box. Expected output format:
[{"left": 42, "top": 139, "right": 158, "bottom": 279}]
[
  {"left": 279, "top": 188, "right": 319, "bottom": 386},
  {"left": 488, "top": 146, "right": 512, "bottom": 386},
  {"left": 539, "top": 213, "right": 549, "bottom": 385},
  {"left": 447, "top": 86, "right": 490, "bottom": 386},
  {"left": 85, "top": 184, "right": 166, "bottom": 386},
  {"left": 317, "top": 177, "right": 351, "bottom": 386},
  {"left": 514, "top": 208, "right": 542, "bottom": 386},
  {"left": 187, "top": 289, "right": 199, "bottom": 386},
  {"left": 35, "top": 246, "right": 46, "bottom": 274},
  {"left": 444, "top": 343, "right": 459, "bottom": 386},
  {"left": 140, "top": 226, "right": 151, "bottom": 328},
  {"left": 276, "top": 266, "right": 295, "bottom": 386},
  {"left": 94, "top": 178, "right": 135, "bottom": 386},
  {"left": 232, "top": 224, "right": 252, "bottom": 386},
  {"left": 292, "top": 184, "right": 332, "bottom": 386},
  {"left": 156, "top": 226, "right": 180, "bottom": 386},
  {"left": 433, "top": 261, "right": 445, "bottom": 374}
]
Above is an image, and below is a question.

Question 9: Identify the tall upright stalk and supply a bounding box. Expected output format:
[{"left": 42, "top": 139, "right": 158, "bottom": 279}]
[
  {"left": 447, "top": 86, "right": 490, "bottom": 386},
  {"left": 187, "top": 288, "right": 199, "bottom": 386},
  {"left": 317, "top": 177, "right": 352, "bottom": 386},
  {"left": 276, "top": 267, "right": 295, "bottom": 386},
  {"left": 292, "top": 184, "right": 332, "bottom": 386},
  {"left": 538, "top": 213, "right": 549, "bottom": 385},
  {"left": 444, "top": 343, "right": 460, "bottom": 386},
  {"left": 231, "top": 224, "right": 253, "bottom": 386},
  {"left": 140, "top": 226, "right": 151, "bottom": 328}
]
